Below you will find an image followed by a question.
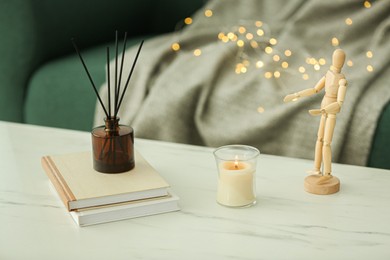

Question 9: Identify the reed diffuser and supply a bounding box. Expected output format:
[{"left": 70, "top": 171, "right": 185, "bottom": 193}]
[{"left": 72, "top": 32, "right": 144, "bottom": 173}]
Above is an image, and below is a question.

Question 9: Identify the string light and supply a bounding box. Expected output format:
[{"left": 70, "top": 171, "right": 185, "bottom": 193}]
[
  {"left": 256, "top": 61, "right": 264, "bottom": 68},
  {"left": 332, "top": 37, "right": 340, "bottom": 46},
  {"left": 235, "top": 63, "right": 248, "bottom": 74},
  {"left": 227, "top": 32, "right": 238, "bottom": 41},
  {"left": 174, "top": 2, "right": 380, "bottom": 96},
  {"left": 238, "top": 26, "right": 246, "bottom": 34},
  {"left": 221, "top": 35, "right": 229, "bottom": 43},
  {"left": 255, "top": 21, "right": 263, "bottom": 27},
  {"left": 264, "top": 72, "right": 273, "bottom": 79},
  {"left": 171, "top": 43, "right": 180, "bottom": 51},
  {"left": 345, "top": 18, "right": 353, "bottom": 25},
  {"left": 364, "top": 1, "right": 372, "bottom": 8},
  {"left": 257, "top": 29, "right": 264, "bottom": 36},
  {"left": 184, "top": 17, "right": 193, "bottom": 25},
  {"left": 269, "top": 38, "right": 277, "bottom": 45},
  {"left": 246, "top": 33, "right": 254, "bottom": 40},
  {"left": 250, "top": 41, "right": 259, "bottom": 48},
  {"left": 193, "top": 49, "right": 202, "bottom": 56},
  {"left": 235, "top": 63, "right": 244, "bottom": 74},
  {"left": 211, "top": 8, "right": 375, "bottom": 82},
  {"left": 204, "top": 9, "right": 213, "bottom": 17},
  {"left": 265, "top": 46, "right": 273, "bottom": 54},
  {"left": 257, "top": 106, "right": 265, "bottom": 113}
]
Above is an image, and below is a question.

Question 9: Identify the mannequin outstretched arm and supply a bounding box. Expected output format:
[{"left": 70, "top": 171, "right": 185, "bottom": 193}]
[{"left": 284, "top": 76, "right": 325, "bottom": 103}]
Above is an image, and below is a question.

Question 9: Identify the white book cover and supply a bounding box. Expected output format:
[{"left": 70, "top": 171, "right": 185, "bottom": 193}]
[{"left": 70, "top": 193, "right": 180, "bottom": 227}]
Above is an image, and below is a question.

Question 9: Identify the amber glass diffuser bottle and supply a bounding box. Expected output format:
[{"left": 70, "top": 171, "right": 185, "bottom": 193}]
[
  {"left": 92, "top": 117, "right": 134, "bottom": 173},
  {"left": 73, "top": 32, "right": 143, "bottom": 174}
]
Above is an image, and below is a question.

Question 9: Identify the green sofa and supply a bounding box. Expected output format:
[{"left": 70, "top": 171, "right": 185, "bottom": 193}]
[{"left": 0, "top": 0, "right": 389, "bottom": 169}]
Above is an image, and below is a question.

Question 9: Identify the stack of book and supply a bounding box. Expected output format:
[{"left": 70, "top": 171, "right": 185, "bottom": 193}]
[{"left": 41, "top": 151, "right": 179, "bottom": 227}]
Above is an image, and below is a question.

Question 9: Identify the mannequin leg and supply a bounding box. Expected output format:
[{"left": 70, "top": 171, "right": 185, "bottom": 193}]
[
  {"left": 323, "top": 114, "right": 336, "bottom": 175},
  {"left": 317, "top": 114, "right": 336, "bottom": 184},
  {"left": 313, "top": 114, "right": 326, "bottom": 173}
]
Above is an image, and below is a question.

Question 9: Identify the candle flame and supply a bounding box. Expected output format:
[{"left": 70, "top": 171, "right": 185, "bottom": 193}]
[
  {"left": 234, "top": 161, "right": 239, "bottom": 169},
  {"left": 234, "top": 155, "right": 239, "bottom": 169}
]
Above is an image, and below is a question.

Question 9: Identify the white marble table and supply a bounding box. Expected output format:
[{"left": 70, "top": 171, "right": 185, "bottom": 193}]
[{"left": 1, "top": 121, "right": 390, "bottom": 259}]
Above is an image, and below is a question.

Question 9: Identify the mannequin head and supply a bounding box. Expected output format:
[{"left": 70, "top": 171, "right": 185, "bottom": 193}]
[{"left": 331, "top": 49, "right": 346, "bottom": 73}]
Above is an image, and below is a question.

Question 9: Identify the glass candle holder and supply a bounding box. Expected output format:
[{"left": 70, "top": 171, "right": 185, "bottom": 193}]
[
  {"left": 214, "top": 145, "right": 260, "bottom": 207},
  {"left": 91, "top": 117, "right": 135, "bottom": 173}
]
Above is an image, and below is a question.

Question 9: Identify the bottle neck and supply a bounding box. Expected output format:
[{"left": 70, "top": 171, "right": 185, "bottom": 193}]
[{"left": 104, "top": 117, "right": 120, "bottom": 134}]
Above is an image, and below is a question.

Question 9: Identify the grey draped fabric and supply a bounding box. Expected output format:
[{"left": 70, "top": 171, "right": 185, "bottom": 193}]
[{"left": 95, "top": 0, "right": 390, "bottom": 166}]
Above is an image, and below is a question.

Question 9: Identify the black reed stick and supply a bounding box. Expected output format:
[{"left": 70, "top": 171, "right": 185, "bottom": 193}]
[
  {"left": 115, "top": 32, "right": 128, "bottom": 116},
  {"left": 106, "top": 47, "right": 111, "bottom": 118},
  {"left": 115, "top": 40, "right": 144, "bottom": 117},
  {"left": 72, "top": 34, "right": 143, "bottom": 121},
  {"left": 71, "top": 38, "right": 109, "bottom": 118},
  {"left": 114, "top": 30, "right": 119, "bottom": 116}
]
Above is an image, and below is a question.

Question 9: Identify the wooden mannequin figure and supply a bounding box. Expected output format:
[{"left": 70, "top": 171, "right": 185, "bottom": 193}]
[{"left": 284, "top": 49, "right": 347, "bottom": 195}]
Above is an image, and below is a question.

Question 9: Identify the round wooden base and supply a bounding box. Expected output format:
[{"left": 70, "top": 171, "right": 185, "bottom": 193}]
[{"left": 304, "top": 175, "right": 340, "bottom": 195}]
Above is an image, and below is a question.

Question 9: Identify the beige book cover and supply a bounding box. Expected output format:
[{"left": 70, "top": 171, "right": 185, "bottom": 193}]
[{"left": 42, "top": 150, "right": 169, "bottom": 211}]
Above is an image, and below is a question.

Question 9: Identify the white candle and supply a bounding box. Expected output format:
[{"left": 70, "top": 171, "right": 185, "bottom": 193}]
[{"left": 217, "top": 160, "right": 256, "bottom": 207}]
